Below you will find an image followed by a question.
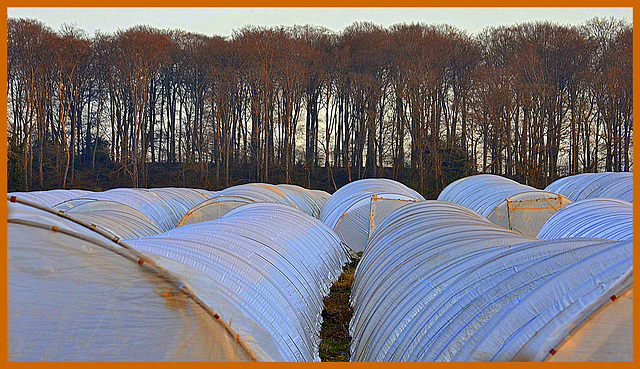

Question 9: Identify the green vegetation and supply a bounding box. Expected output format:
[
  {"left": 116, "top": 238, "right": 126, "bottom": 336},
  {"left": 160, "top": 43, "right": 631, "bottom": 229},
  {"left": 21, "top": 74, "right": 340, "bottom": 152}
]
[{"left": 319, "top": 257, "right": 358, "bottom": 362}]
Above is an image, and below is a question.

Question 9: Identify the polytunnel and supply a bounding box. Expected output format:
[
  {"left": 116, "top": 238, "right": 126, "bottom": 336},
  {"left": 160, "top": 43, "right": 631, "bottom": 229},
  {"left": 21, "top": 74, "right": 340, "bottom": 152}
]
[
  {"left": 536, "top": 198, "right": 633, "bottom": 241},
  {"left": 438, "top": 174, "right": 571, "bottom": 236},
  {"left": 588, "top": 175, "right": 633, "bottom": 202},
  {"left": 146, "top": 187, "right": 215, "bottom": 222},
  {"left": 8, "top": 195, "right": 349, "bottom": 361},
  {"left": 12, "top": 187, "right": 214, "bottom": 239},
  {"left": 178, "top": 183, "right": 326, "bottom": 226},
  {"left": 319, "top": 178, "right": 425, "bottom": 253},
  {"left": 7, "top": 189, "right": 91, "bottom": 208},
  {"left": 275, "top": 184, "right": 329, "bottom": 218},
  {"left": 312, "top": 189, "right": 331, "bottom": 202},
  {"left": 544, "top": 172, "right": 633, "bottom": 202},
  {"left": 7, "top": 196, "right": 257, "bottom": 361},
  {"left": 544, "top": 270, "right": 632, "bottom": 362},
  {"left": 53, "top": 188, "right": 186, "bottom": 232},
  {"left": 61, "top": 200, "right": 164, "bottom": 239},
  {"left": 126, "top": 202, "right": 350, "bottom": 361},
  {"left": 349, "top": 200, "right": 632, "bottom": 362}
]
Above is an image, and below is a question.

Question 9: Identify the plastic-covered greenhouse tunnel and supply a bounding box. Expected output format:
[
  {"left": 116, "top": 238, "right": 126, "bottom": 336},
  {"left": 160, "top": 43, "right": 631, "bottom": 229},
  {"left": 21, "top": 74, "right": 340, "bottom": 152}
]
[
  {"left": 351, "top": 200, "right": 632, "bottom": 362},
  {"left": 437, "top": 174, "right": 572, "bottom": 237},
  {"left": 7, "top": 191, "right": 348, "bottom": 361},
  {"left": 6, "top": 173, "right": 634, "bottom": 362}
]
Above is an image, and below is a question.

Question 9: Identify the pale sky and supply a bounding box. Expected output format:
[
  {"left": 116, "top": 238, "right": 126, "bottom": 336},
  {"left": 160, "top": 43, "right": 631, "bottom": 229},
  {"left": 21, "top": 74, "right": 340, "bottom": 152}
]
[{"left": 7, "top": 7, "right": 633, "bottom": 38}]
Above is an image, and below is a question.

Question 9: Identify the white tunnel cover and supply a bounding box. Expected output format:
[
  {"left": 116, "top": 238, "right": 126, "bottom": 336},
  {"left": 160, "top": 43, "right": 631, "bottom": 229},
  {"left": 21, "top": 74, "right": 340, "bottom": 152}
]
[
  {"left": 7, "top": 198, "right": 256, "bottom": 361},
  {"left": 127, "top": 202, "right": 350, "bottom": 361},
  {"left": 438, "top": 174, "right": 570, "bottom": 236},
  {"left": 537, "top": 198, "right": 633, "bottom": 241},
  {"left": 8, "top": 193, "right": 348, "bottom": 362},
  {"left": 320, "top": 178, "right": 425, "bottom": 252},
  {"left": 350, "top": 200, "right": 632, "bottom": 362},
  {"left": 544, "top": 172, "right": 632, "bottom": 202}
]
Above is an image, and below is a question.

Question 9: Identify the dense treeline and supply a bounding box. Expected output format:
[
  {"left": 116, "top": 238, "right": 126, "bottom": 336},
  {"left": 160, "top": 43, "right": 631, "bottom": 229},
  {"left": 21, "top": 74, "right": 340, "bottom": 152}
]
[{"left": 7, "top": 17, "right": 632, "bottom": 195}]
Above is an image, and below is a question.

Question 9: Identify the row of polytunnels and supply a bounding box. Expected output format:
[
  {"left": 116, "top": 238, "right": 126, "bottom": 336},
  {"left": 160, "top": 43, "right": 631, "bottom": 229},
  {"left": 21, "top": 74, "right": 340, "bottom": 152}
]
[{"left": 7, "top": 172, "right": 633, "bottom": 361}]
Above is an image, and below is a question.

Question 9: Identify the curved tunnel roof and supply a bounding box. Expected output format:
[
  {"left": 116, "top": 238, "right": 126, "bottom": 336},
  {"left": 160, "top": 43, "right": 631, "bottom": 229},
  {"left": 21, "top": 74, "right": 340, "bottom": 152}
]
[
  {"left": 8, "top": 193, "right": 349, "bottom": 362},
  {"left": 62, "top": 200, "right": 164, "bottom": 239},
  {"left": 127, "top": 202, "right": 349, "bottom": 361},
  {"left": 588, "top": 175, "right": 633, "bottom": 202},
  {"left": 438, "top": 174, "right": 538, "bottom": 217},
  {"left": 178, "top": 183, "right": 327, "bottom": 226},
  {"left": 537, "top": 198, "right": 633, "bottom": 241},
  {"left": 7, "top": 196, "right": 257, "bottom": 361},
  {"left": 53, "top": 188, "right": 184, "bottom": 232},
  {"left": 320, "top": 178, "right": 425, "bottom": 252},
  {"left": 438, "top": 174, "right": 570, "bottom": 236},
  {"left": 350, "top": 200, "right": 632, "bottom": 362},
  {"left": 544, "top": 172, "right": 632, "bottom": 202},
  {"left": 8, "top": 189, "right": 92, "bottom": 208}
]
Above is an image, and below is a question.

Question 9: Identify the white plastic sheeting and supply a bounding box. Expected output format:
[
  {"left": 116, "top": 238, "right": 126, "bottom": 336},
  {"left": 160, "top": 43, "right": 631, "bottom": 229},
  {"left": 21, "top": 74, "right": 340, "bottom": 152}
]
[
  {"left": 275, "top": 184, "right": 329, "bottom": 218},
  {"left": 8, "top": 189, "right": 91, "bottom": 208},
  {"left": 537, "top": 198, "right": 633, "bottom": 241},
  {"left": 53, "top": 188, "right": 190, "bottom": 232},
  {"left": 18, "top": 187, "right": 213, "bottom": 234},
  {"left": 63, "top": 200, "right": 164, "bottom": 239},
  {"left": 312, "top": 189, "right": 332, "bottom": 203},
  {"left": 9, "top": 190, "right": 165, "bottom": 239},
  {"left": 350, "top": 200, "right": 632, "bottom": 362},
  {"left": 544, "top": 172, "right": 633, "bottom": 202},
  {"left": 146, "top": 187, "right": 215, "bottom": 222},
  {"left": 545, "top": 282, "right": 633, "bottom": 361},
  {"left": 438, "top": 174, "right": 537, "bottom": 216},
  {"left": 178, "top": 183, "right": 327, "bottom": 226},
  {"left": 446, "top": 246, "right": 631, "bottom": 362},
  {"left": 127, "top": 203, "right": 350, "bottom": 361},
  {"left": 7, "top": 197, "right": 257, "bottom": 361},
  {"left": 589, "top": 175, "right": 633, "bottom": 202},
  {"left": 485, "top": 191, "right": 571, "bottom": 237},
  {"left": 320, "top": 178, "right": 425, "bottom": 252},
  {"left": 438, "top": 174, "right": 570, "bottom": 236}
]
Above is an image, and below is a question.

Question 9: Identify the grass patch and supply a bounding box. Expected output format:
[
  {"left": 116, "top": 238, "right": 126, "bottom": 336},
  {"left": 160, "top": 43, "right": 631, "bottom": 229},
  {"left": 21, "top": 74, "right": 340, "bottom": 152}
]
[{"left": 319, "top": 257, "right": 358, "bottom": 362}]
